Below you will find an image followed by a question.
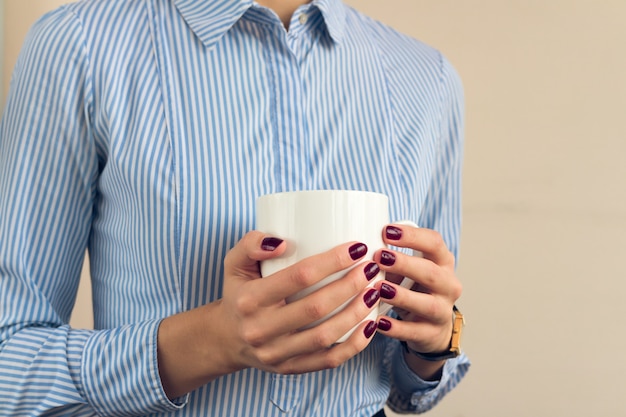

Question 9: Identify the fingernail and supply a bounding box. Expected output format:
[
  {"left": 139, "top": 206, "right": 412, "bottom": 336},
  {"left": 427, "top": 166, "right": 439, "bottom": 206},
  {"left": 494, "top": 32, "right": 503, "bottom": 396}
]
[
  {"left": 363, "top": 320, "right": 377, "bottom": 338},
  {"left": 385, "top": 225, "right": 402, "bottom": 240},
  {"left": 349, "top": 243, "right": 368, "bottom": 260},
  {"left": 380, "top": 282, "right": 396, "bottom": 299},
  {"left": 380, "top": 250, "right": 396, "bottom": 266},
  {"left": 364, "top": 262, "right": 380, "bottom": 281},
  {"left": 363, "top": 288, "right": 380, "bottom": 308},
  {"left": 261, "top": 237, "right": 284, "bottom": 251},
  {"left": 378, "top": 318, "right": 392, "bottom": 331}
]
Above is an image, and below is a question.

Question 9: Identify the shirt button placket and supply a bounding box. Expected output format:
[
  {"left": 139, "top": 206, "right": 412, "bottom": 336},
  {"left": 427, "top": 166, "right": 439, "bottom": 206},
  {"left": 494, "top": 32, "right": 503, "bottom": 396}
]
[{"left": 266, "top": 25, "right": 308, "bottom": 191}]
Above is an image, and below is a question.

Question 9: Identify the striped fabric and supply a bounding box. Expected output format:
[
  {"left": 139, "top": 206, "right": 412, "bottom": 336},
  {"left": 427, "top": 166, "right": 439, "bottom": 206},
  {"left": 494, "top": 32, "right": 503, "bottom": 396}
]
[{"left": 0, "top": 0, "right": 469, "bottom": 415}]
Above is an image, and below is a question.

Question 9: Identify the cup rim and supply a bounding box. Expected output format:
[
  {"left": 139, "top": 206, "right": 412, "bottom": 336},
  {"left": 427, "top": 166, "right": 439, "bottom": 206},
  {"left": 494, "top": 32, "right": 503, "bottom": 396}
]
[{"left": 256, "top": 189, "right": 388, "bottom": 201}]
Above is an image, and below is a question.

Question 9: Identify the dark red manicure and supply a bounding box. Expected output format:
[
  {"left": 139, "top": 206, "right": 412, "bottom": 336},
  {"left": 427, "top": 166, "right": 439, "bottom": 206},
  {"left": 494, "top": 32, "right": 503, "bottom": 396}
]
[
  {"left": 363, "top": 321, "right": 377, "bottom": 338},
  {"left": 378, "top": 318, "right": 392, "bottom": 331},
  {"left": 380, "top": 250, "right": 396, "bottom": 266},
  {"left": 380, "top": 282, "right": 396, "bottom": 299},
  {"left": 364, "top": 262, "right": 380, "bottom": 281},
  {"left": 261, "top": 237, "right": 284, "bottom": 251},
  {"left": 349, "top": 243, "right": 368, "bottom": 260},
  {"left": 385, "top": 225, "right": 402, "bottom": 240},
  {"left": 363, "top": 288, "right": 380, "bottom": 308}
]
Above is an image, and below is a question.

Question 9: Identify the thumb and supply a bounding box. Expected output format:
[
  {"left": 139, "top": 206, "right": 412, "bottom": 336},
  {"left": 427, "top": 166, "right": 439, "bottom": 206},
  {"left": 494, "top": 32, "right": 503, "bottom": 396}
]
[{"left": 224, "top": 231, "right": 286, "bottom": 278}]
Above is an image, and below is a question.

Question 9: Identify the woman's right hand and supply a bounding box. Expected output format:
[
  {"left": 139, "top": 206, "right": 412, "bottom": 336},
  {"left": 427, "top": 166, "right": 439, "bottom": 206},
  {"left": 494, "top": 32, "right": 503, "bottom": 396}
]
[{"left": 157, "top": 231, "right": 380, "bottom": 399}]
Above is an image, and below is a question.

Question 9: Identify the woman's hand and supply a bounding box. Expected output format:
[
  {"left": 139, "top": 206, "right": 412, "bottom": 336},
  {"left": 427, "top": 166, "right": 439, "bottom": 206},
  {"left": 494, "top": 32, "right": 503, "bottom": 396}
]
[
  {"left": 219, "top": 231, "right": 381, "bottom": 373},
  {"left": 157, "top": 231, "right": 380, "bottom": 399},
  {"left": 373, "top": 223, "right": 462, "bottom": 380}
]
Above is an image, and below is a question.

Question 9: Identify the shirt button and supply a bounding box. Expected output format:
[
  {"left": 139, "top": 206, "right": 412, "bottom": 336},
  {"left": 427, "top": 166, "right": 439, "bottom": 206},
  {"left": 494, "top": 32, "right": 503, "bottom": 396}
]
[{"left": 298, "top": 13, "right": 308, "bottom": 25}]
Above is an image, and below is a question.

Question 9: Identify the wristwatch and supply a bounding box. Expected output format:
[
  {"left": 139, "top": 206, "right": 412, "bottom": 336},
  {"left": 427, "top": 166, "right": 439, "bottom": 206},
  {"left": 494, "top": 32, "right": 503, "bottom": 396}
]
[{"left": 401, "top": 305, "right": 465, "bottom": 362}]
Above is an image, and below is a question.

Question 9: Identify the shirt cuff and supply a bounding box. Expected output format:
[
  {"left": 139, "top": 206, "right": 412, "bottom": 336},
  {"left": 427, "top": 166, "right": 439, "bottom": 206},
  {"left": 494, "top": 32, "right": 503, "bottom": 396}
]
[
  {"left": 76, "top": 319, "right": 188, "bottom": 415},
  {"left": 391, "top": 345, "right": 440, "bottom": 394},
  {"left": 390, "top": 342, "right": 470, "bottom": 413}
]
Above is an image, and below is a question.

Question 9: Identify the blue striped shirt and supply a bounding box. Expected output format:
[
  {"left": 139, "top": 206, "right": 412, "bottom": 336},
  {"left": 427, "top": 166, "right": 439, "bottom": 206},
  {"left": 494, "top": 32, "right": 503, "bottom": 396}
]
[{"left": 0, "top": 0, "right": 470, "bottom": 415}]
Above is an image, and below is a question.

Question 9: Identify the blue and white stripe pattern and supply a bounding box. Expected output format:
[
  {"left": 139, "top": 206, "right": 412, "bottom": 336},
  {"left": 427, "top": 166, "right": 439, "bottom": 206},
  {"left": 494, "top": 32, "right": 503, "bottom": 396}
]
[{"left": 0, "top": 0, "right": 469, "bottom": 415}]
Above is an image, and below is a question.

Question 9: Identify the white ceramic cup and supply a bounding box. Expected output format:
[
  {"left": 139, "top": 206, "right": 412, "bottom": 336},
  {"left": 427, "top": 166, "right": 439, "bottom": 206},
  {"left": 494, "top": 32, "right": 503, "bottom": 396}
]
[{"left": 256, "top": 190, "right": 416, "bottom": 343}]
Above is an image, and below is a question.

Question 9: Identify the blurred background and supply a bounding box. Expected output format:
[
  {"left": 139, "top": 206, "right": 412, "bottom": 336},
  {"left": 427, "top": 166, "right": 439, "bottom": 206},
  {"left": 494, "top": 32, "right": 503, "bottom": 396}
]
[{"left": 2, "top": 1, "right": 625, "bottom": 416}]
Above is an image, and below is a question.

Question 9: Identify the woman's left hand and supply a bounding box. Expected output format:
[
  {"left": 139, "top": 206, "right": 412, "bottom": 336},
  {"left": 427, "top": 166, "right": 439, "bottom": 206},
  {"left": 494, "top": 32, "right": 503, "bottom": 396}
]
[{"left": 373, "top": 223, "right": 462, "bottom": 377}]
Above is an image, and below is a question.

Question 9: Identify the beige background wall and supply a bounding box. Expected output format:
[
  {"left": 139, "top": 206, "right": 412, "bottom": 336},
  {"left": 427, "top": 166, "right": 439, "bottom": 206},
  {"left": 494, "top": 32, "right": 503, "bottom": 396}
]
[{"left": 3, "top": 1, "right": 625, "bottom": 416}]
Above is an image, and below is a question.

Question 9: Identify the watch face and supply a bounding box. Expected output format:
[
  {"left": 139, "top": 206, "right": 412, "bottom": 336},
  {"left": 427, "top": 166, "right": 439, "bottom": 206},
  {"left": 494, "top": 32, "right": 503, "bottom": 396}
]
[{"left": 451, "top": 307, "right": 464, "bottom": 354}]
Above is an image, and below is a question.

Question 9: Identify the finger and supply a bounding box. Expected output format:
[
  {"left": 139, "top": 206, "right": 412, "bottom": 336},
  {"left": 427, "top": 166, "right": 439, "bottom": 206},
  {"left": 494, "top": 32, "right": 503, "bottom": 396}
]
[
  {"left": 275, "top": 262, "right": 380, "bottom": 342},
  {"left": 375, "top": 249, "right": 458, "bottom": 296},
  {"left": 224, "top": 231, "right": 287, "bottom": 276},
  {"left": 376, "top": 281, "right": 452, "bottom": 324},
  {"left": 266, "top": 320, "right": 378, "bottom": 374},
  {"left": 239, "top": 261, "right": 379, "bottom": 344},
  {"left": 253, "top": 241, "right": 370, "bottom": 305},
  {"left": 252, "top": 275, "right": 381, "bottom": 363},
  {"left": 384, "top": 224, "right": 455, "bottom": 267},
  {"left": 376, "top": 315, "right": 452, "bottom": 354},
  {"left": 377, "top": 315, "right": 433, "bottom": 339}
]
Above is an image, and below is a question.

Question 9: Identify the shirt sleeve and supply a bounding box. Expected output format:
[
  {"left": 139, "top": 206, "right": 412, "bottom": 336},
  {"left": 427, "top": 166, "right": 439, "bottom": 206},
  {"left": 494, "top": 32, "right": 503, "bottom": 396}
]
[
  {"left": 386, "top": 341, "right": 471, "bottom": 414},
  {"left": 0, "top": 7, "right": 185, "bottom": 416},
  {"left": 386, "top": 55, "right": 470, "bottom": 413}
]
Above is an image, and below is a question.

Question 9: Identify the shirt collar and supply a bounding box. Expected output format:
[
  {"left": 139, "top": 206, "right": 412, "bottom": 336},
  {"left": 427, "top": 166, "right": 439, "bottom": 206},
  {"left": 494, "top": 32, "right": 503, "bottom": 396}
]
[
  {"left": 173, "top": 0, "right": 346, "bottom": 49},
  {"left": 312, "top": 0, "right": 346, "bottom": 44}
]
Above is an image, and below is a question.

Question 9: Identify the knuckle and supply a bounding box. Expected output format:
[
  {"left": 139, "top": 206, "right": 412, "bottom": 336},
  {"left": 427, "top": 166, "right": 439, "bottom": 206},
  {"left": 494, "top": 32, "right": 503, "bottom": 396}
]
[
  {"left": 348, "top": 268, "right": 365, "bottom": 293},
  {"left": 448, "top": 252, "right": 457, "bottom": 268},
  {"left": 304, "top": 300, "right": 327, "bottom": 322},
  {"left": 255, "top": 348, "right": 280, "bottom": 367},
  {"left": 348, "top": 302, "right": 367, "bottom": 323},
  {"left": 425, "top": 298, "right": 439, "bottom": 318},
  {"left": 311, "top": 329, "right": 335, "bottom": 349},
  {"left": 292, "top": 263, "right": 317, "bottom": 288},
  {"left": 421, "top": 262, "right": 441, "bottom": 288},
  {"left": 240, "top": 324, "right": 265, "bottom": 347},
  {"left": 450, "top": 279, "right": 463, "bottom": 300},
  {"left": 431, "top": 231, "right": 446, "bottom": 250},
  {"left": 323, "top": 344, "right": 358, "bottom": 369},
  {"left": 242, "top": 230, "right": 261, "bottom": 248},
  {"left": 234, "top": 292, "right": 257, "bottom": 315},
  {"left": 411, "top": 327, "right": 435, "bottom": 347},
  {"left": 225, "top": 232, "right": 255, "bottom": 267},
  {"left": 330, "top": 247, "right": 347, "bottom": 268},
  {"left": 275, "top": 361, "right": 297, "bottom": 375},
  {"left": 223, "top": 250, "right": 235, "bottom": 270},
  {"left": 322, "top": 353, "right": 344, "bottom": 370}
]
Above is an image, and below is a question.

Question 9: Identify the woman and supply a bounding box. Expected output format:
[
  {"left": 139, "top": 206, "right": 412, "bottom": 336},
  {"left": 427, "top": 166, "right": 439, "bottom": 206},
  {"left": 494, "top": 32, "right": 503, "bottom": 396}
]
[{"left": 0, "top": 0, "right": 469, "bottom": 415}]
